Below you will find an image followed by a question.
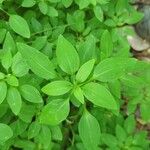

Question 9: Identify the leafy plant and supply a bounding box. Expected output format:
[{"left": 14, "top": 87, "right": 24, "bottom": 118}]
[{"left": 0, "top": 0, "right": 149, "bottom": 150}]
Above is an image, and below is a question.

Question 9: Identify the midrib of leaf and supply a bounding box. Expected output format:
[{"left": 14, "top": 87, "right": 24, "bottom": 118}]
[
  {"left": 27, "top": 52, "right": 56, "bottom": 78},
  {"left": 94, "top": 65, "right": 124, "bottom": 79}
]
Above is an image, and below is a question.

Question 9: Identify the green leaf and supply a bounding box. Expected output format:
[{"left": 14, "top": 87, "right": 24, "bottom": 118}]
[
  {"left": 140, "top": 103, "right": 150, "bottom": 122},
  {"left": 75, "top": 0, "right": 90, "bottom": 9},
  {"left": 67, "top": 10, "right": 85, "bottom": 32},
  {"left": 78, "top": 110, "right": 101, "bottom": 150},
  {"left": 120, "top": 74, "right": 145, "bottom": 89},
  {"left": 78, "top": 35, "right": 96, "bottom": 64},
  {"left": 0, "top": 28, "right": 6, "bottom": 44},
  {"left": 76, "top": 59, "right": 95, "bottom": 83},
  {"left": 0, "top": 81, "right": 7, "bottom": 104},
  {"left": 0, "top": 72, "right": 5, "bottom": 80},
  {"left": 18, "top": 104, "right": 36, "bottom": 123},
  {"left": 73, "top": 86, "right": 84, "bottom": 104},
  {"left": 0, "top": 123, "right": 13, "bottom": 143},
  {"left": 39, "top": 99, "right": 70, "bottom": 125},
  {"left": 51, "top": 126, "right": 63, "bottom": 141},
  {"left": 17, "top": 43, "right": 56, "bottom": 79},
  {"left": 124, "top": 115, "right": 136, "bottom": 134},
  {"left": 3, "top": 32, "right": 16, "bottom": 55},
  {"left": 20, "top": 84, "right": 43, "bottom": 103},
  {"left": 38, "top": 126, "right": 51, "bottom": 149},
  {"left": 115, "top": 0, "right": 127, "bottom": 16},
  {"left": 62, "top": 0, "right": 73, "bottom": 8},
  {"left": 12, "top": 52, "right": 29, "bottom": 77},
  {"left": 22, "top": 0, "right": 36, "bottom": 7},
  {"left": 42, "top": 80, "right": 72, "bottom": 96},
  {"left": 100, "top": 30, "right": 113, "bottom": 59},
  {"left": 28, "top": 121, "right": 41, "bottom": 139},
  {"left": 101, "top": 133, "right": 118, "bottom": 147},
  {"left": 9, "top": 15, "right": 30, "bottom": 38},
  {"left": 32, "top": 36, "right": 47, "bottom": 50},
  {"left": 6, "top": 87, "right": 22, "bottom": 115},
  {"left": 1, "top": 50, "right": 12, "bottom": 71},
  {"left": 38, "top": 1, "right": 48, "bottom": 15},
  {"left": 47, "top": 6, "right": 58, "bottom": 17},
  {"left": 94, "top": 6, "right": 103, "bottom": 22},
  {"left": 56, "top": 35, "right": 80, "bottom": 75},
  {"left": 93, "top": 57, "right": 136, "bottom": 82},
  {"left": 6, "top": 75, "right": 19, "bottom": 87},
  {"left": 82, "top": 82, "right": 117, "bottom": 110},
  {"left": 115, "top": 124, "right": 127, "bottom": 142}
]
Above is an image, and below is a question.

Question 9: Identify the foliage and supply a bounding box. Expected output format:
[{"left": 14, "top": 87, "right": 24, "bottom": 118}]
[{"left": 0, "top": 0, "right": 149, "bottom": 149}]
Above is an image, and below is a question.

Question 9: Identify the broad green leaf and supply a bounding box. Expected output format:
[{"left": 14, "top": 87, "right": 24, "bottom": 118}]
[
  {"left": 51, "top": 126, "right": 63, "bottom": 141},
  {"left": 140, "top": 103, "right": 150, "bottom": 122},
  {"left": 126, "top": 11, "right": 144, "bottom": 24},
  {"left": 9, "top": 15, "right": 30, "bottom": 38},
  {"left": 6, "top": 75, "right": 19, "bottom": 87},
  {"left": 12, "top": 52, "right": 29, "bottom": 77},
  {"left": 124, "top": 115, "right": 136, "bottom": 134},
  {"left": 73, "top": 86, "right": 84, "bottom": 104},
  {"left": 75, "top": 0, "right": 90, "bottom": 9},
  {"left": 22, "top": 0, "right": 36, "bottom": 7},
  {"left": 38, "top": 1, "right": 48, "bottom": 15},
  {"left": 120, "top": 74, "right": 145, "bottom": 89},
  {"left": 3, "top": 32, "right": 16, "bottom": 55},
  {"left": 56, "top": 35, "right": 80, "bottom": 75},
  {"left": 6, "top": 87, "right": 22, "bottom": 115},
  {"left": 0, "top": 123, "right": 13, "bottom": 143},
  {"left": 82, "top": 82, "right": 117, "bottom": 110},
  {"left": 67, "top": 10, "right": 85, "bottom": 32},
  {"left": 38, "top": 126, "right": 51, "bottom": 149},
  {"left": 0, "top": 72, "right": 5, "bottom": 79},
  {"left": 78, "top": 35, "right": 96, "bottom": 64},
  {"left": 90, "top": 0, "right": 96, "bottom": 5},
  {"left": 101, "top": 133, "right": 118, "bottom": 147},
  {"left": 62, "top": 0, "right": 73, "bottom": 8},
  {"left": 28, "top": 121, "right": 41, "bottom": 139},
  {"left": 18, "top": 104, "right": 36, "bottom": 123},
  {"left": 42, "top": 80, "right": 73, "bottom": 96},
  {"left": 94, "top": 6, "right": 103, "bottom": 22},
  {"left": 115, "top": 124, "right": 127, "bottom": 142},
  {"left": 1, "top": 50, "right": 12, "bottom": 71},
  {"left": 20, "top": 84, "right": 43, "bottom": 103},
  {"left": 47, "top": 6, "right": 58, "bottom": 17},
  {"left": 0, "top": 81, "right": 7, "bottom": 104},
  {"left": 76, "top": 59, "right": 95, "bottom": 83},
  {"left": 17, "top": 43, "right": 56, "bottom": 79},
  {"left": 32, "top": 36, "right": 47, "bottom": 50},
  {"left": 78, "top": 110, "right": 101, "bottom": 150},
  {"left": 115, "top": 0, "right": 127, "bottom": 16},
  {"left": 39, "top": 99, "right": 70, "bottom": 125},
  {"left": 100, "top": 30, "right": 113, "bottom": 59},
  {"left": 93, "top": 57, "right": 136, "bottom": 82}
]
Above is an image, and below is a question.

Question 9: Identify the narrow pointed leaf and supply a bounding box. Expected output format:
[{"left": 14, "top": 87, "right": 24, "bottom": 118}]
[
  {"left": 0, "top": 81, "right": 7, "bottom": 104},
  {"left": 73, "top": 86, "right": 84, "bottom": 104},
  {"left": 76, "top": 59, "right": 95, "bottom": 83}
]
